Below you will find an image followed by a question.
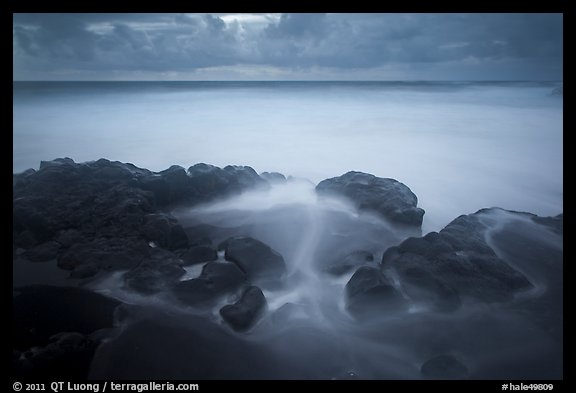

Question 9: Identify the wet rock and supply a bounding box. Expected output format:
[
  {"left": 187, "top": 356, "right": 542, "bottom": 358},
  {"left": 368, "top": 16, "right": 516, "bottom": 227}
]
[
  {"left": 316, "top": 171, "right": 425, "bottom": 227},
  {"left": 324, "top": 250, "right": 374, "bottom": 276},
  {"left": 124, "top": 249, "right": 186, "bottom": 294},
  {"left": 141, "top": 213, "right": 189, "bottom": 251},
  {"left": 224, "top": 237, "right": 287, "bottom": 284},
  {"left": 13, "top": 332, "right": 98, "bottom": 379},
  {"left": 220, "top": 286, "right": 267, "bottom": 331},
  {"left": 173, "top": 262, "right": 247, "bottom": 307},
  {"left": 382, "top": 210, "right": 533, "bottom": 310},
  {"left": 57, "top": 237, "right": 149, "bottom": 272},
  {"left": 22, "top": 241, "right": 61, "bottom": 262},
  {"left": 345, "top": 266, "right": 407, "bottom": 317},
  {"left": 260, "top": 171, "right": 287, "bottom": 183},
  {"left": 179, "top": 246, "right": 218, "bottom": 266}
]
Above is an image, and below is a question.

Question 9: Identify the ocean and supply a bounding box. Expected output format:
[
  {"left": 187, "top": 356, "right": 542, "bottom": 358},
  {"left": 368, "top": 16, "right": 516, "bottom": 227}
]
[{"left": 12, "top": 81, "right": 563, "bottom": 232}]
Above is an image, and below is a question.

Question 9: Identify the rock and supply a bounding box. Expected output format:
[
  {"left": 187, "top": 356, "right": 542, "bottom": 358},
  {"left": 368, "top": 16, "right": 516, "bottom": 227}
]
[
  {"left": 139, "top": 165, "right": 193, "bottom": 206},
  {"left": 55, "top": 229, "right": 84, "bottom": 248},
  {"left": 124, "top": 249, "right": 186, "bottom": 294},
  {"left": 345, "top": 266, "right": 407, "bottom": 317},
  {"left": 22, "top": 241, "right": 61, "bottom": 262},
  {"left": 13, "top": 332, "right": 98, "bottom": 379},
  {"left": 138, "top": 175, "right": 171, "bottom": 206},
  {"left": 141, "top": 213, "right": 189, "bottom": 251},
  {"left": 381, "top": 210, "right": 533, "bottom": 309},
  {"left": 324, "top": 250, "right": 374, "bottom": 276},
  {"left": 316, "top": 171, "right": 425, "bottom": 227},
  {"left": 179, "top": 246, "right": 218, "bottom": 266},
  {"left": 220, "top": 286, "right": 267, "bottom": 331},
  {"left": 224, "top": 237, "right": 287, "bottom": 284},
  {"left": 187, "top": 163, "right": 269, "bottom": 201},
  {"left": 260, "top": 171, "right": 287, "bottom": 183},
  {"left": 224, "top": 165, "right": 269, "bottom": 190},
  {"left": 187, "top": 163, "right": 234, "bottom": 199},
  {"left": 57, "top": 237, "right": 149, "bottom": 272},
  {"left": 420, "top": 354, "right": 469, "bottom": 379},
  {"left": 70, "top": 262, "right": 100, "bottom": 279},
  {"left": 173, "top": 262, "right": 247, "bottom": 307},
  {"left": 13, "top": 285, "right": 120, "bottom": 351}
]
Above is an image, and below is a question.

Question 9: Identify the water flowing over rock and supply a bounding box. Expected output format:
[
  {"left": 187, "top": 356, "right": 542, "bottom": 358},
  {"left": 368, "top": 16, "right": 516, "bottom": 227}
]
[
  {"left": 12, "top": 158, "right": 563, "bottom": 379},
  {"left": 381, "top": 209, "right": 535, "bottom": 310},
  {"left": 224, "top": 236, "right": 287, "bottom": 285},
  {"left": 316, "top": 171, "right": 425, "bottom": 227},
  {"left": 220, "top": 286, "right": 267, "bottom": 331},
  {"left": 172, "top": 262, "right": 247, "bottom": 307}
]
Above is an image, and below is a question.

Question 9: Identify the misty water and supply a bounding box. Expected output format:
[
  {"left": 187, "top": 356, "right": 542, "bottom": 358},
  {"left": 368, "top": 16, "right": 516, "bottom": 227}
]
[
  {"left": 13, "top": 82, "right": 563, "bottom": 379},
  {"left": 13, "top": 81, "right": 562, "bottom": 233}
]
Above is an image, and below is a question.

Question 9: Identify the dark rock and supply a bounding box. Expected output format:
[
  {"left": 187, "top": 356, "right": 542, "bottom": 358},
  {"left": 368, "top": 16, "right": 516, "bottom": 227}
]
[
  {"left": 316, "top": 171, "right": 425, "bottom": 227},
  {"left": 14, "top": 230, "right": 38, "bottom": 249},
  {"left": 57, "top": 237, "right": 149, "bottom": 272},
  {"left": 187, "top": 163, "right": 234, "bottom": 199},
  {"left": 180, "top": 246, "right": 218, "bottom": 266},
  {"left": 187, "top": 163, "right": 269, "bottom": 201},
  {"left": 124, "top": 249, "right": 186, "bottom": 294},
  {"left": 13, "top": 332, "right": 98, "bottom": 379},
  {"left": 533, "top": 213, "right": 563, "bottom": 235},
  {"left": 141, "top": 213, "right": 189, "bottom": 250},
  {"left": 138, "top": 175, "right": 170, "bottom": 206},
  {"left": 324, "top": 250, "right": 374, "bottom": 276},
  {"left": 157, "top": 165, "right": 191, "bottom": 205},
  {"left": 13, "top": 285, "right": 120, "bottom": 351},
  {"left": 173, "top": 262, "right": 247, "bottom": 307},
  {"left": 381, "top": 210, "right": 533, "bottom": 309},
  {"left": 55, "top": 229, "right": 84, "bottom": 248},
  {"left": 260, "top": 171, "right": 287, "bottom": 183},
  {"left": 22, "top": 241, "right": 61, "bottom": 262},
  {"left": 13, "top": 168, "right": 36, "bottom": 188},
  {"left": 420, "top": 354, "right": 469, "bottom": 379},
  {"left": 224, "top": 236, "right": 287, "bottom": 284},
  {"left": 13, "top": 199, "right": 57, "bottom": 243},
  {"left": 223, "top": 165, "right": 269, "bottom": 190},
  {"left": 345, "top": 266, "right": 407, "bottom": 317},
  {"left": 70, "top": 262, "right": 100, "bottom": 279},
  {"left": 220, "top": 286, "right": 267, "bottom": 331}
]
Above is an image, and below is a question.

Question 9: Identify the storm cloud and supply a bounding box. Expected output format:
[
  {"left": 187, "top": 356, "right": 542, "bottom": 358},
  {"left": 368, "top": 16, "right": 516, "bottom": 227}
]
[{"left": 13, "top": 13, "right": 563, "bottom": 80}]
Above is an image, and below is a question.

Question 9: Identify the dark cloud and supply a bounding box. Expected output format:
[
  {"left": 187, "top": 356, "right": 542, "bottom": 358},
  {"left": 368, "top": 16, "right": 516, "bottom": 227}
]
[{"left": 13, "top": 13, "right": 563, "bottom": 80}]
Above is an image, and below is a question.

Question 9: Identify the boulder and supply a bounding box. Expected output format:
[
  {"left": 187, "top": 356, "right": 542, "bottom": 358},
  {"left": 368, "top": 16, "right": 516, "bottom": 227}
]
[
  {"left": 224, "top": 237, "right": 287, "bottom": 284},
  {"left": 22, "top": 241, "right": 61, "bottom": 262},
  {"left": 323, "top": 250, "right": 374, "bottom": 276},
  {"left": 141, "top": 213, "right": 189, "bottom": 250},
  {"left": 57, "top": 237, "right": 149, "bottom": 272},
  {"left": 316, "top": 171, "right": 424, "bottom": 227},
  {"left": 220, "top": 286, "right": 267, "bottom": 331},
  {"left": 13, "top": 332, "right": 98, "bottom": 379},
  {"left": 381, "top": 210, "right": 533, "bottom": 310},
  {"left": 187, "top": 163, "right": 269, "bottom": 201},
  {"left": 260, "top": 171, "right": 287, "bottom": 184},
  {"left": 345, "top": 266, "right": 407, "bottom": 317},
  {"left": 158, "top": 165, "right": 190, "bottom": 202},
  {"left": 179, "top": 246, "right": 218, "bottom": 266},
  {"left": 173, "top": 262, "right": 247, "bottom": 307},
  {"left": 124, "top": 249, "right": 186, "bottom": 294}
]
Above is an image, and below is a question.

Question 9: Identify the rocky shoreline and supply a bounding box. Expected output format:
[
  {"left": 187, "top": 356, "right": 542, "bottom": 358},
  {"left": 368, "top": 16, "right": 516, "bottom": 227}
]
[{"left": 13, "top": 158, "right": 563, "bottom": 379}]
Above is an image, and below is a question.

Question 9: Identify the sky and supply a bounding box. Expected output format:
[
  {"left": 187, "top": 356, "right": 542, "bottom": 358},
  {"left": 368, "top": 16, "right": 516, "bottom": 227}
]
[{"left": 12, "top": 13, "right": 563, "bottom": 81}]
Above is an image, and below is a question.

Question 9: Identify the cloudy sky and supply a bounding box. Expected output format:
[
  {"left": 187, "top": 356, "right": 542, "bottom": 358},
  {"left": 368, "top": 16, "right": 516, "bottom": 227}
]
[{"left": 13, "top": 13, "right": 563, "bottom": 81}]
